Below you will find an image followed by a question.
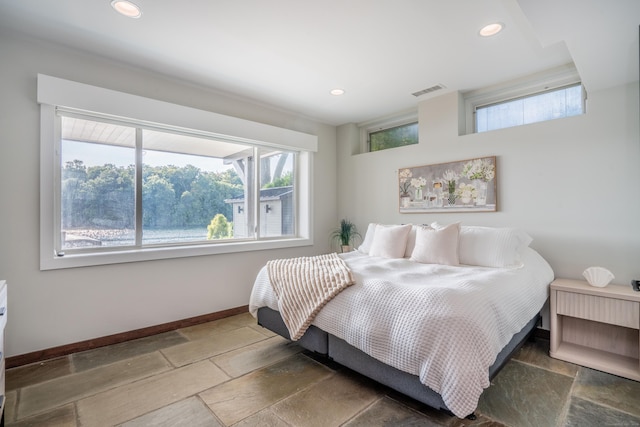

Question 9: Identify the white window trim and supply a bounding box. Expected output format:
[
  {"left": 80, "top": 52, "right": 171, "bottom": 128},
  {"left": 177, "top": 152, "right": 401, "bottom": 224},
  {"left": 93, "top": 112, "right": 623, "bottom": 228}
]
[
  {"left": 358, "top": 108, "right": 418, "bottom": 153},
  {"left": 462, "top": 63, "right": 584, "bottom": 135},
  {"left": 38, "top": 74, "right": 317, "bottom": 270}
]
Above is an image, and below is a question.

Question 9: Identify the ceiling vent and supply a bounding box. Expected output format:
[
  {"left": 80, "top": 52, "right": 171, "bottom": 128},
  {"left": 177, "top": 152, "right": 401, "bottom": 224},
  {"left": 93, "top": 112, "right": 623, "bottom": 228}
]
[{"left": 412, "top": 84, "right": 446, "bottom": 97}]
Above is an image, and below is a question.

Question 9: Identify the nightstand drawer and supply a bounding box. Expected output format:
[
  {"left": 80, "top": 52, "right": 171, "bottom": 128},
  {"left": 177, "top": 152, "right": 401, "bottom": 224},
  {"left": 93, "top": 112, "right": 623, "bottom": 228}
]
[{"left": 557, "top": 290, "right": 639, "bottom": 329}]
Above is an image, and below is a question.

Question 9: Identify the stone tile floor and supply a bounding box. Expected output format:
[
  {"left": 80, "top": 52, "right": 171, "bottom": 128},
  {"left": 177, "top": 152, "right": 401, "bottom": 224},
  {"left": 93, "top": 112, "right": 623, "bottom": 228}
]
[{"left": 5, "top": 312, "right": 640, "bottom": 426}]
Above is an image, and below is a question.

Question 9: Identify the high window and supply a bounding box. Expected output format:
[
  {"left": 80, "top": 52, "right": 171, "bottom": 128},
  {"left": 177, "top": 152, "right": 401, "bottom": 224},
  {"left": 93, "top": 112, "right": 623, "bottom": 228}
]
[
  {"left": 475, "top": 84, "right": 585, "bottom": 133},
  {"left": 369, "top": 122, "right": 418, "bottom": 152},
  {"left": 39, "top": 75, "right": 316, "bottom": 269},
  {"left": 462, "top": 64, "right": 586, "bottom": 135},
  {"left": 359, "top": 110, "right": 419, "bottom": 153}
]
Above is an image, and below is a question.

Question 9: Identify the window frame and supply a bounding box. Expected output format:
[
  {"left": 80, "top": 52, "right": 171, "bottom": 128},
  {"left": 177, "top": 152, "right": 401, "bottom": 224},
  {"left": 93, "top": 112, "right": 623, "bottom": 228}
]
[
  {"left": 38, "top": 74, "right": 316, "bottom": 270},
  {"left": 462, "top": 64, "right": 586, "bottom": 135}
]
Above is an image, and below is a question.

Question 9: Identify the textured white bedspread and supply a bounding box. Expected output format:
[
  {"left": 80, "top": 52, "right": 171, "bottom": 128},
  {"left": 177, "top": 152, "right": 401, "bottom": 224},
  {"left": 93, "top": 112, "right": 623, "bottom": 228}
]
[{"left": 249, "top": 247, "right": 554, "bottom": 417}]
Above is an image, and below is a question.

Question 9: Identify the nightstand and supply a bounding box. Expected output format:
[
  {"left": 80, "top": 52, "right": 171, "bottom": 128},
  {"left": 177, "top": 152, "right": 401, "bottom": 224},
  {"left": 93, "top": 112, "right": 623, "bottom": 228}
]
[{"left": 550, "top": 278, "right": 640, "bottom": 381}]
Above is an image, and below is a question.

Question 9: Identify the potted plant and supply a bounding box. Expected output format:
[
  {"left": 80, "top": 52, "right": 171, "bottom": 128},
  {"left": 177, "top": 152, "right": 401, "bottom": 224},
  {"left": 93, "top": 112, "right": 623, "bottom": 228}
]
[{"left": 331, "top": 219, "right": 361, "bottom": 253}]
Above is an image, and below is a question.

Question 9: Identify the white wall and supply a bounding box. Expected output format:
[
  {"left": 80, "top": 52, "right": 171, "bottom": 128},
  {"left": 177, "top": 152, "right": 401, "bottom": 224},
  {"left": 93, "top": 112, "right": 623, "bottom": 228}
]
[
  {"left": 0, "top": 31, "right": 337, "bottom": 357},
  {"left": 1, "top": 28, "right": 637, "bottom": 357},
  {"left": 337, "top": 83, "right": 640, "bottom": 327}
]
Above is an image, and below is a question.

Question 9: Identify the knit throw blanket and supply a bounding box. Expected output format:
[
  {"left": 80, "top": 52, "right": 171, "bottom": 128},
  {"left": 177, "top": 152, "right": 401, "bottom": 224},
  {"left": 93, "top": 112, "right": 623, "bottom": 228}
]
[{"left": 267, "top": 253, "right": 355, "bottom": 340}]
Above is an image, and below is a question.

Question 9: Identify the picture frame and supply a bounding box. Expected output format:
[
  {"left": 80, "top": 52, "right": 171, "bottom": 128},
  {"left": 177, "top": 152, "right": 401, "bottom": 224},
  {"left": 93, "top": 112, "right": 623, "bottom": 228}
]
[{"left": 399, "top": 156, "right": 497, "bottom": 213}]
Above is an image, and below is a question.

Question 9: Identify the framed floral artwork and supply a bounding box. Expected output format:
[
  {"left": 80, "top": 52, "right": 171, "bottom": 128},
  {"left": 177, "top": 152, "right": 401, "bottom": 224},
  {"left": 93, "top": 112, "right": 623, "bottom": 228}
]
[{"left": 399, "top": 156, "right": 497, "bottom": 213}]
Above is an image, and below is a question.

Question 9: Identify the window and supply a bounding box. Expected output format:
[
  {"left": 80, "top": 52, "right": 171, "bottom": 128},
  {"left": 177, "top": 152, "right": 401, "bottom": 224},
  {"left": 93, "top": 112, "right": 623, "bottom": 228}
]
[
  {"left": 369, "top": 122, "right": 418, "bottom": 152},
  {"left": 462, "top": 64, "right": 586, "bottom": 135},
  {"left": 475, "top": 84, "right": 585, "bottom": 133},
  {"left": 359, "top": 109, "right": 419, "bottom": 153},
  {"left": 39, "top": 74, "right": 316, "bottom": 269},
  {"left": 59, "top": 114, "right": 298, "bottom": 252}
]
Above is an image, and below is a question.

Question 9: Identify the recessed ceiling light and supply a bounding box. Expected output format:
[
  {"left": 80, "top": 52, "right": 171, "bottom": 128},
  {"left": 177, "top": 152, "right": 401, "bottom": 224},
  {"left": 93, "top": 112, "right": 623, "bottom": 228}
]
[
  {"left": 479, "top": 22, "right": 504, "bottom": 37},
  {"left": 111, "top": 0, "right": 142, "bottom": 19},
  {"left": 330, "top": 88, "right": 345, "bottom": 96}
]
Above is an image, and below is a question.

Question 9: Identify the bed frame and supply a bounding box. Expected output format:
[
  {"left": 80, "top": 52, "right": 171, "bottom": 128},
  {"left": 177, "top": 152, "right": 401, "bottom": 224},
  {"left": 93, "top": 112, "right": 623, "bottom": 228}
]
[{"left": 257, "top": 306, "right": 540, "bottom": 418}]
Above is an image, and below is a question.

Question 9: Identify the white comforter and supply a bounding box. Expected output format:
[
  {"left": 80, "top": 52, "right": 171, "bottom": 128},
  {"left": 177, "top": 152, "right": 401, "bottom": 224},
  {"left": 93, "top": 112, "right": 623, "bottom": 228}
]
[{"left": 249, "top": 247, "right": 554, "bottom": 417}]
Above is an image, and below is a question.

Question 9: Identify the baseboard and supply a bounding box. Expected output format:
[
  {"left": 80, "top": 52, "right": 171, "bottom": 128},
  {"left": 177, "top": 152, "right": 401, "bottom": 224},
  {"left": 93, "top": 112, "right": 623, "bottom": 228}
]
[{"left": 6, "top": 305, "right": 249, "bottom": 369}]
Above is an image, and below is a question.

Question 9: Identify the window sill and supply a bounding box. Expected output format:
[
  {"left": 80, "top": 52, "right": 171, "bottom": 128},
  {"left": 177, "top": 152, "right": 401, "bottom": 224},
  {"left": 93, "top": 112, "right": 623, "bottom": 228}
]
[{"left": 40, "top": 237, "right": 313, "bottom": 270}]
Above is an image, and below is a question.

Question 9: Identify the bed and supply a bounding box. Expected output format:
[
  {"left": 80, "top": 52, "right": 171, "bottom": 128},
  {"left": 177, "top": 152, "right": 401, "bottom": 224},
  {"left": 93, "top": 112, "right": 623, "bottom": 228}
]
[{"left": 249, "top": 222, "right": 554, "bottom": 418}]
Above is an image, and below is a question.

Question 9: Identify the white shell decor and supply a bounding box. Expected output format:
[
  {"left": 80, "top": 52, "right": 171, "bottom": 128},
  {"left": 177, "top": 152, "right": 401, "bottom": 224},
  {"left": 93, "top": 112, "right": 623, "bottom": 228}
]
[{"left": 582, "top": 267, "right": 615, "bottom": 287}]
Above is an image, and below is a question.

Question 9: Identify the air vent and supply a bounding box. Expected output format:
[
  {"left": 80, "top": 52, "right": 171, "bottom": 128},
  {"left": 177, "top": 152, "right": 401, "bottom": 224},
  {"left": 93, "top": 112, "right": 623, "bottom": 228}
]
[{"left": 412, "top": 84, "right": 446, "bottom": 97}]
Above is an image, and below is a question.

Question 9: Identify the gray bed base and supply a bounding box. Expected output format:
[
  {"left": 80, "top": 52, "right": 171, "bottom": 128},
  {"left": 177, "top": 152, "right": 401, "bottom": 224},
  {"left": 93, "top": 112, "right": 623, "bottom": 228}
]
[{"left": 257, "top": 306, "right": 539, "bottom": 417}]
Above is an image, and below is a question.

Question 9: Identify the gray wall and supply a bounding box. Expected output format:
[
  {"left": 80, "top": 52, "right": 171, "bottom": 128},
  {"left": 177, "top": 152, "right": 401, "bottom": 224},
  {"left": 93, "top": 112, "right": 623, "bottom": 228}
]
[
  {"left": 0, "top": 31, "right": 337, "bottom": 357},
  {"left": 337, "top": 84, "right": 640, "bottom": 327}
]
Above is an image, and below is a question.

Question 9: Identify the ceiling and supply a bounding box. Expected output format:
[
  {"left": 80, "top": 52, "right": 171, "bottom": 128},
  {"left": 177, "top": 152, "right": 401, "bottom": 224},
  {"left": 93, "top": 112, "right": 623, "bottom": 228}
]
[{"left": 0, "top": 0, "right": 638, "bottom": 126}]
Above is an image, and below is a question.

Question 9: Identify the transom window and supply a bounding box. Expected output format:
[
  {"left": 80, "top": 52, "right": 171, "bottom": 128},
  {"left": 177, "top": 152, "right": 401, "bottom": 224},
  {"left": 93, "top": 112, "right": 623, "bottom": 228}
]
[
  {"left": 369, "top": 121, "right": 419, "bottom": 152},
  {"left": 475, "top": 84, "right": 585, "bottom": 133},
  {"left": 359, "top": 110, "right": 419, "bottom": 154}
]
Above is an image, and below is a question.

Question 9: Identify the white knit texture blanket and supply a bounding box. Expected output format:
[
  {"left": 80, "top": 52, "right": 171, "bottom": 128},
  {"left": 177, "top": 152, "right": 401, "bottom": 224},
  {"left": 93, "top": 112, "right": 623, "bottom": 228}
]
[
  {"left": 267, "top": 253, "right": 355, "bottom": 340},
  {"left": 251, "top": 248, "right": 553, "bottom": 418}
]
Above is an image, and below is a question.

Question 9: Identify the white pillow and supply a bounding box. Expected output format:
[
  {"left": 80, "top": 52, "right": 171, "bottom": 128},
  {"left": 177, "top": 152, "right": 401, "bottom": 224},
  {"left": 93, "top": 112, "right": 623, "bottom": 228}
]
[
  {"left": 358, "top": 223, "right": 378, "bottom": 254},
  {"left": 411, "top": 223, "right": 460, "bottom": 266},
  {"left": 432, "top": 222, "right": 532, "bottom": 268},
  {"left": 369, "top": 224, "right": 412, "bottom": 259},
  {"left": 404, "top": 225, "right": 421, "bottom": 258}
]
